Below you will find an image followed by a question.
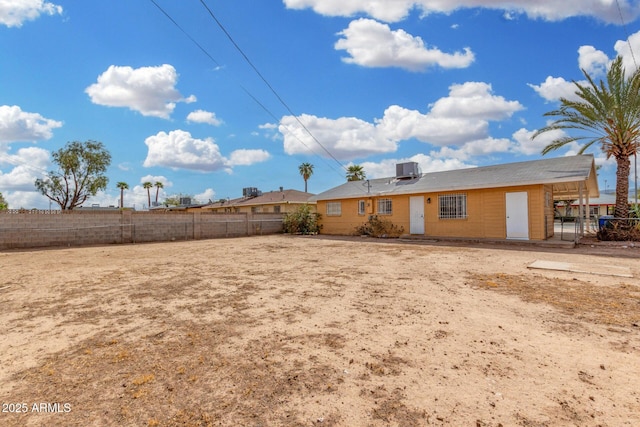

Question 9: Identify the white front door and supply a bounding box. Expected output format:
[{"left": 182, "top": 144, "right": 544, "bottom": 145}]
[
  {"left": 506, "top": 192, "right": 529, "bottom": 240},
  {"left": 410, "top": 196, "right": 424, "bottom": 234}
]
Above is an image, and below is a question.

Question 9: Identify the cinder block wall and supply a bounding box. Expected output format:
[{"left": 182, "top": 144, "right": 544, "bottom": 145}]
[{"left": 0, "top": 211, "right": 283, "bottom": 249}]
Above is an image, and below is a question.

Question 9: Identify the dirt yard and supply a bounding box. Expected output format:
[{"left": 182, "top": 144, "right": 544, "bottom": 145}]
[{"left": 1, "top": 235, "right": 639, "bottom": 426}]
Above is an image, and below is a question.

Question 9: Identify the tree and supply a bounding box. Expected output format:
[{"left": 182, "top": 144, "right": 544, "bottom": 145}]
[
  {"left": 0, "top": 192, "right": 7, "bottom": 210},
  {"left": 346, "top": 164, "right": 366, "bottom": 181},
  {"left": 533, "top": 56, "right": 640, "bottom": 219},
  {"left": 143, "top": 181, "right": 153, "bottom": 208},
  {"left": 154, "top": 181, "right": 164, "bottom": 204},
  {"left": 35, "top": 140, "right": 111, "bottom": 210},
  {"left": 116, "top": 182, "right": 129, "bottom": 209},
  {"left": 298, "top": 162, "right": 314, "bottom": 193}
]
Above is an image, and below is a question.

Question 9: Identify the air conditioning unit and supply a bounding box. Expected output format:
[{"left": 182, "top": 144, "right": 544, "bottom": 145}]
[
  {"left": 242, "top": 187, "right": 261, "bottom": 197},
  {"left": 396, "top": 162, "right": 421, "bottom": 179}
]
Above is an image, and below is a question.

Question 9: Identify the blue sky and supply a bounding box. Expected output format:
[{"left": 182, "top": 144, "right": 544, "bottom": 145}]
[{"left": 2, "top": 0, "right": 640, "bottom": 209}]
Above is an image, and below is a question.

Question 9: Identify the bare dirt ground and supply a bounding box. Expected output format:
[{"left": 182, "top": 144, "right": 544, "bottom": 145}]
[{"left": 0, "top": 235, "right": 639, "bottom": 426}]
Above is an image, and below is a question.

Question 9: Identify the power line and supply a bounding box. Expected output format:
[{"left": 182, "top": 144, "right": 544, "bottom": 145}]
[
  {"left": 196, "top": 0, "right": 348, "bottom": 172},
  {"left": 616, "top": 0, "right": 638, "bottom": 68},
  {"left": 148, "top": 0, "right": 367, "bottom": 192}
]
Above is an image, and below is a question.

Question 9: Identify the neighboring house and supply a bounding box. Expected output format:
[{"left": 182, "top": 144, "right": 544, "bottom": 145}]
[
  {"left": 200, "top": 188, "right": 315, "bottom": 214},
  {"left": 558, "top": 193, "right": 636, "bottom": 218},
  {"left": 310, "top": 155, "right": 598, "bottom": 241}
]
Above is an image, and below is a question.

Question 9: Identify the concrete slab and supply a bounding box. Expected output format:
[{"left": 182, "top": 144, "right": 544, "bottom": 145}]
[{"left": 527, "top": 260, "right": 633, "bottom": 278}]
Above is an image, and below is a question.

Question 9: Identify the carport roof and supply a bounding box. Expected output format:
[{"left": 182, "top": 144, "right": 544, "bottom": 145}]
[{"left": 311, "top": 155, "right": 598, "bottom": 201}]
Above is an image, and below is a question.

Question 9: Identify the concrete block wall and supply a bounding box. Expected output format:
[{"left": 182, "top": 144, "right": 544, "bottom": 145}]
[{"left": 0, "top": 210, "right": 283, "bottom": 249}]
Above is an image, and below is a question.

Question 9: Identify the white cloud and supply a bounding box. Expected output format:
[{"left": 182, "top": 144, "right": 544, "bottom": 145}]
[
  {"left": 228, "top": 149, "right": 271, "bottom": 166},
  {"left": 280, "top": 114, "right": 398, "bottom": 160},
  {"left": 335, "top": 18, "right": 474, "bottom": 71},
  {"left": 284, "top": 0, "right": 640, "bottom": 24},
  {"left": 143, "top": 130, "right": 227, "bottom": 172},
  {"left": 430, "top": 137, "right": 513, "bottom": 161},
  {"left": 143, "top": 130, "right": 271, "bottom": 172},
  {"left": 0, "top": 0, "right": 62, "bottom": 27},
  {"left": 361, "top": 153, "right": 474, "bottom": 179},
  {"left": 280, "top": 81, "right": 522, "bottom": 160},
  {"left": 578, "top": 45, "right": 609, "bottom": 76},
  {"left": 528, "top": 76, "right": 585, "bottom": 102},
  {"left": 614, "top": 30, "right": 640, "bottom": 74},
  {"left": 2, "top": 190, "right": 49, "bottom": 209},
  {"left": 378, "top": 82, "right": 523, "bottom": 146},
  {"left": 187, "top": 109, "right": 223, "bottom": 126},
  {"left": 85, "top": 64, "right": 195, "bottom": 119},
  {"left": 0, "top": 146, "right": 49, "bottom": 191},
  {"left": 194, "top": 188, "right": 216, "bottom": 203},
  {"left": 0, "top": 105, "right": 62, "bottom": 143}
]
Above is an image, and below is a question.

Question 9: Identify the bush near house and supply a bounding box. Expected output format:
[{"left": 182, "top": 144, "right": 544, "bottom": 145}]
[
  {"left": 354, "top": 215, "right": 404, "bottom": 238},
  {"left": 282, "top": 204, "right": 321, "bottom": 235}
]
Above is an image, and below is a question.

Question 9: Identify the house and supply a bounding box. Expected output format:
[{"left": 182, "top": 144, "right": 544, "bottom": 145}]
[
  {"left": 557, "top": 193, "right": 636, "bottom": 218},
  {"left": 310, "top": 155, "right": 598, "bottom": 241},
  {"left": 200, "top": 187, "right": 315, "bottom": 214}
]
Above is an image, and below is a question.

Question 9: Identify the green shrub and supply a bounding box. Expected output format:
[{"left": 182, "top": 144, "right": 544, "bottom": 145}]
[
  {"left": 354, "top": 215, "right": 404, "bottom": 238},
  {"left": 282, "top": 204, "right": 322, "bottom": 235}
]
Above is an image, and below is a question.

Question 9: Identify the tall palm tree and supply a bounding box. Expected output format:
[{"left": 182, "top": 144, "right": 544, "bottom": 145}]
[
  {"left": 346, "top": 164, "right": 366, "bottom": 181},
  {"left": 116, "top": 182, "right": 129, "bottom": 209},
  {"left": 154, "top": 181, "right": 164, "bottom": 204},
  {"left": 298, "top": 163, "right": 314, "bottom": 193},
  {"left": 533, "top": 56, "right": 640, "bottom": 219},
  {"left": 143, "top": 182, "right": 153, "bottom": 208}
]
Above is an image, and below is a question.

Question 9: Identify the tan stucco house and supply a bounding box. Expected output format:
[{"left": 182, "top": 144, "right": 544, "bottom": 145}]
[
  {"left": 310, "top": 155, "right": 598, "bottom": 241},
  {"left": 200, "top": 188, "right": 315, "bottom": 214}
]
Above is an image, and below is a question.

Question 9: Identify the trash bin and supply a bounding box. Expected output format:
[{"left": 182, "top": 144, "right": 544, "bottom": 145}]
[{"left": 598, "top": 215, "right": 614, "bottom": 230}]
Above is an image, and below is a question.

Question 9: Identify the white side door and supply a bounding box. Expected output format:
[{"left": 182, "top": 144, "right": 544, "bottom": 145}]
[
  {"left": 410, "top": 196, "right": 425, "bottom": 234},
  {"left": 506, "top": 192, "right": 529, "bottom": 240}
]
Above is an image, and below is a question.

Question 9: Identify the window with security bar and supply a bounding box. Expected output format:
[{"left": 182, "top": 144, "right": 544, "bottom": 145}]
[
  {"left": 377, "top": 198, "right": 392, "bottom": 215},
  {"left": 326, "top": 202, "right": 342, "bottom": 216},
  {"left": 439, "top": 194, "right": 467, "bottom": 219}
]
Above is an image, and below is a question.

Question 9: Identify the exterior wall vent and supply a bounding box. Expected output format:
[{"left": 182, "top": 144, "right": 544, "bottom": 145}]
[{"left": 396, "top": 162, "right": 421, "bottom": 179}]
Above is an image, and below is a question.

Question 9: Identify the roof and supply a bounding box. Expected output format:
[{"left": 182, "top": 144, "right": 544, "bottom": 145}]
[
  {"left": 202, "top": 189, "right": 315, "bottom": 208},
  {"left": 568, "top": 193, "right": 635, "bottom": 205},
  {"left": 311, "top": 155, "right": 599, "bottom": 201}
]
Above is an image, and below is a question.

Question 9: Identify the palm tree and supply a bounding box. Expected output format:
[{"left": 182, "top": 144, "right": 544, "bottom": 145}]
[
  {"left": 154, "top": 181, "right": 164, "bottom": 204},
  {"left": 346, "top": 164, "right": 366, "bottom": 181},
  {"left": 533, "top": 56, "right": 640, "bottom": 219},
  {"left": 116, "top": 182, "right": 129, "bottom": 209},
  {"left": 298, "top": 163, "right": 314, "bottom": 193},
  {"left": 143, "top": 182, "right": 153, "bottom": 208}
]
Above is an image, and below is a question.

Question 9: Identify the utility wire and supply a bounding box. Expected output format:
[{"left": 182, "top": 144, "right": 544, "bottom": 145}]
[
  {"left": 616, "top": 0, "right": 638, "bottom": 68},
  {"left": 148, "top": 0, "right": 349, "bottom": 183},
  {"left": 197, "top": 0, "right": 348, "bottom": 172}
]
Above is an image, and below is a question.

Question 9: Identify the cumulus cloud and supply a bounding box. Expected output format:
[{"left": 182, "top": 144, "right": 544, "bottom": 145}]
[
  {"left": 335, "top": 18, "right": 474, "bottom": 71},
  {"left": 0, "top": 0, "right": 62, "bottom": 27},
  {"left": 430, "top": 137, "right": 513, "bottom": 161},
  {"left": 280, "top": 81, "right": 522, "bottom": 160},
  {"left": 187, "top": 109, "right": 223, "bottom": 126},
  {"left": 0, "top": 146, "right": 50, "bottom": 191},
  {"left": 614, "top": 30, "right": 640, "bottom": 74},
  {"left": 0, "top": 105, "right": 62, "bottom": 143},
  {"left": 578, "top": 45, "right": 609, "bottom": 76},
  {"left": 85, "top": 64, "right": 195, "bottom": 119},
  {"left": 280, "top": 114, "right": 398, "bottom": 160},
  {"left": 228, "top": 149, "right": 271, "bottom": 166},
  {"left": 143, "top": 130, "right": 227, "bottom": 171},
  {"left": 284, "top": 0, "right": 640, "bottom": 24},
  {"left": 528, "top": 76, "right": 585, "bottom": 102},
  {"left": 143, "top": 130, "right": 271, "bottom": 172}
]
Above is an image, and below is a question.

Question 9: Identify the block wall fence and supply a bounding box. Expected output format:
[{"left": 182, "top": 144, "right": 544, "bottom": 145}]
[{"left": 0, "top": 210, "right": 284, "bottom": 250}]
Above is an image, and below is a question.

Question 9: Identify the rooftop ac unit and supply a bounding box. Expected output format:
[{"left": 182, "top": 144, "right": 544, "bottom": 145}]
[
  {"left": 243, "top": 187, "right": 261, "bottom": 197},
  {"left": 179, "top": 197, "right": 192, "bottom": 206},
  {"left": 396, "top": 162, "right": 421, "bottom": 179}
]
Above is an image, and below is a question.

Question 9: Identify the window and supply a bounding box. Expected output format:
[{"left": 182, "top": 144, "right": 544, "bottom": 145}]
[
  {"left": 326, "top": 202, "right": 342, "bottom": 216},
  {"left": 273, "top": 205, "right": 281, "bottom": 213},
  {"left": 439, "top": 194, "right": 467, "bottom": 219},
  {"left": 377, "top": 198, "right": 392, "bottom": 215},
  {"left": 358, "top": 200, "right": 366, "bottom": 215}
]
